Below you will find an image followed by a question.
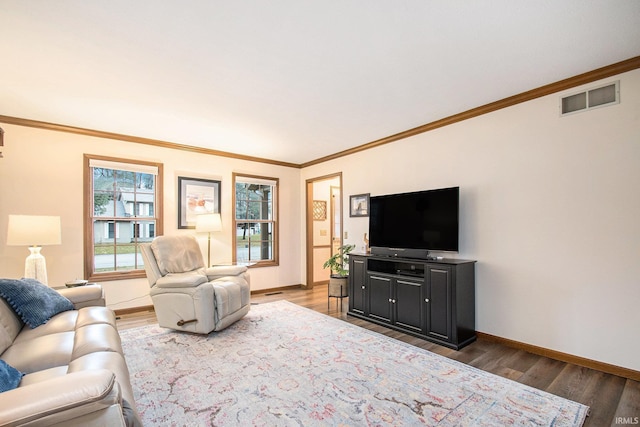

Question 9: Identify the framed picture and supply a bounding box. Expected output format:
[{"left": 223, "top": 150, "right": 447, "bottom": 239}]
[
  {"left": 350, "top": 193, "right": 370, "bottom": 217},
  {"left": 178, "top": 177, "right": 221, "bottom": 229}
]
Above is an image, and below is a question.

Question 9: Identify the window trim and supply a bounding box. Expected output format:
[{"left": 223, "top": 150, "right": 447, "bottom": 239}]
[
  {"left": 84, "top": 154, "right": 163, "bottom": 281},
  {"left": 232, "top": 172, "right": 279, "bottom": 267}
]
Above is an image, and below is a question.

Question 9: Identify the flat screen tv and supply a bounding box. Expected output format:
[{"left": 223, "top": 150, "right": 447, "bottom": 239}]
[{"left": 369, "top": 187, "right": 459, "bottom": 259}]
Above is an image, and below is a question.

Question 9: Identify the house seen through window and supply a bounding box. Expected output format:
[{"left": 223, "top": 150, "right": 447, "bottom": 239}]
[{"left": 84, "top": 155, "right": 163, "bottom": 281}]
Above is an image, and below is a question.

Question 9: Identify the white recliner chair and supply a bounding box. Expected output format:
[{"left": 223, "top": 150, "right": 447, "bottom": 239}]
[{"left": 140, "top": 235, "right": 250, "bottom": 334}]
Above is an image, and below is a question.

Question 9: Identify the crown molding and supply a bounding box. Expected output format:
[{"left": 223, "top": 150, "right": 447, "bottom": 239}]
[
  {"left": 300, "top": 55, "right": 640, "bottom": 168},
  {"left": 2, "top": 55, "right": 638, "bottom": 169},
  {"left": 0, "top": 115, "right": 299, "bottom": 169}
]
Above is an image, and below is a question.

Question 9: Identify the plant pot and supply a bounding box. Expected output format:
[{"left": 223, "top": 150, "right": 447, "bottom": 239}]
[{"left": 328, "top": 275, "right": 349, "bottom": 297}]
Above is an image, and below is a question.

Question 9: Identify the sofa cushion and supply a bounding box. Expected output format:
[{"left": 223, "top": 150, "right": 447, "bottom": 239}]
[
  {"left": 3, "top": 307, "right": 119, "bottom": 374},
  {"left": 0, "top": 278, "right": 74, "bottom": 328},
  {"left": 76, "top": 306, "right": 117, "bottom": 328},
  {"left": 2, "top": 331, "right": 75, "bottom": 374},
  {"left": 72, "top": 324, "right": 122, "bottom": 360},
  {"left": 0, "top": 299, "right": 23, "bottom": 355},
  {"left": 13, "top": 311, "right": 79, "bottom": 343},
  {"left": 19, "top": 366, "right": 68, "bottom": 387},
  {"left": 150, "top": 235, "right": 204, "bottom": 275},
  {"left": 0, "top": 359, "right": 24, "bottom": 393}
]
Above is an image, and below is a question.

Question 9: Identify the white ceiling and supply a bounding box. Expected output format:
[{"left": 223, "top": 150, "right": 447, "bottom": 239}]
[{"left": 1, "top": 1, "right": 639, "bottom": 165}]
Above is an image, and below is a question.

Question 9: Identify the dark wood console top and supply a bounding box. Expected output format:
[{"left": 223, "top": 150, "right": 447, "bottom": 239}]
[{"left": 349, "top": 252, "right": 476, "bottom": 265}]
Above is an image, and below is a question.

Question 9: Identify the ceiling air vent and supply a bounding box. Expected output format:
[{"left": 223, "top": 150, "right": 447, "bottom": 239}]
[{"left": 561, "top": 81, "right": 619, "bottom": 116}]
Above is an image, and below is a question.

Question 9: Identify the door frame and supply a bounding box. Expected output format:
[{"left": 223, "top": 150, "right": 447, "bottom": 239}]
[{"left": 305, "top": 172, "right": 342, "bottom": 289}]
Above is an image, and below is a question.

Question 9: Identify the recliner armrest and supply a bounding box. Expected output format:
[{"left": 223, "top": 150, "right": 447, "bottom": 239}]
[
  {"left": 205, "top": 265, "right": 248, "bottom": 280},
  {"left": 155, "top": 271, "right": 208, "bottom": 288},
  {"left": 0, "top": 370, "right": 125, "bottom": 426}
]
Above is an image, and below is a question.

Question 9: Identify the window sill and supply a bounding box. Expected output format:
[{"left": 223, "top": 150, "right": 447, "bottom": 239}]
[
  {"left": 245, "top": 260, "right": 279, "bottom": 268},
  {"left": 87, "top": 270, "right": 147, "bottom": 282}
]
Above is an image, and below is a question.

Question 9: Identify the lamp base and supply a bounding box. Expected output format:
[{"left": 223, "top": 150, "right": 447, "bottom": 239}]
[{"left": 25, "top": 246, "right": 48, "bottom": 286}]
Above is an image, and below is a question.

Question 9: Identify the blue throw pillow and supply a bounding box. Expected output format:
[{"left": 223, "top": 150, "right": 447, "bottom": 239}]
[
  {"left": 0, "top": 359, "right": 24, "bottom": 393},
  {"left": 0, "top": 278, "right": 74, "bottom": 328}
]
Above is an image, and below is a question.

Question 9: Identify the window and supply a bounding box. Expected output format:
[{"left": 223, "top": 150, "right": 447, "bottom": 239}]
[
  {"left": 233, "top": 173, "right": 278, "bottom": 266},
  {"left": 84, "top": 155, "right": 163, "bottom": 281}
]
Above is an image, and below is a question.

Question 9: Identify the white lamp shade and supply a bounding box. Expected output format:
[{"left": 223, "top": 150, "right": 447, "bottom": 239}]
[
  {"left": 195, "top": 213, "right": 222, "bottom": 233},
  {"left": 7, "top": 215, "right": 62, "bottom": 246}
]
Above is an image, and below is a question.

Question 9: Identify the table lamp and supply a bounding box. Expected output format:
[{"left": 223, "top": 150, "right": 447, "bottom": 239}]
[
  {"left": 7, "top": 214, "right": 62, "bottom": 285},
  {"left": 195, "top": 213, "right": 222, "bottom": 267}
]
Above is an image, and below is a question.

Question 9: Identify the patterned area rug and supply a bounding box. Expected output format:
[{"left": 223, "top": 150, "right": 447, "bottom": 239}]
[{"left": 120, "top": 300, "right": 588, "bottom": 426}]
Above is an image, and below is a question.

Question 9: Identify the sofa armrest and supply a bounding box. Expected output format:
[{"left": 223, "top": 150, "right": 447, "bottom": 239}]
[
  {"left": 57, "top": 284, "right": 106, "bottom": 308},
  {"left": 0, "top": 369, "right": 125, "bottom": 427},
  {"left": 205, "top": 265, "right": 248, "bottom": 280}
]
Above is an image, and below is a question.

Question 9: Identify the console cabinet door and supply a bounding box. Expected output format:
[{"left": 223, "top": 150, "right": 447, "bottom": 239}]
[
  {"left": 368, "top": 275, "right": 392, "bottom": 323},
  {"left": 425, "top": 265, "right": 452, "bottom": 342},
  {"left": 349, "top": 257, "right": 367, "bottom": 315},
  {"left": 394, "top": 278, "right": 424, "bottom": 334}
]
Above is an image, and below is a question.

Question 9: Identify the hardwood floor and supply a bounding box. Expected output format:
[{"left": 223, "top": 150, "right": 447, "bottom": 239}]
[{"left": 116, "top": 284, "right": 639, "bottom": 427}]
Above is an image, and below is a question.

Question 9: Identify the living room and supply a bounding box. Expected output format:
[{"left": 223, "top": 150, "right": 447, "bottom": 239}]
[
  {"left": 1, "top": 2, "right": 639, "bottom": 425},
  {"left": 4, "top": 63, "right": 640, "bottom": 376}
]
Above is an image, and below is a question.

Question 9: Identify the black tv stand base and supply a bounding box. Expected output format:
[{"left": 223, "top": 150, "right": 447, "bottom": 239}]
[
  {"left": 347, "top": 311, "right": 477, "bottom": 350},
  {"left": 348, "top": 253, "right": 477, "bottom": 350}
]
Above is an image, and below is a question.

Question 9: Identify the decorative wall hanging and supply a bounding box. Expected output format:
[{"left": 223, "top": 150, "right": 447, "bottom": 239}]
[
  {"left": 178, "top": 177, "right": 221, "bottom": 229},
  {"left": 349, "top": 193, "right": 370, "bottom": 217},
  {"left": 313, "top": 200, "right": 327, "bottom": 221}
]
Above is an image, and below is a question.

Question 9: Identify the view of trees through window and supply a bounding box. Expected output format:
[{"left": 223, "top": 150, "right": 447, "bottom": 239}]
[
  {"left": 234, "top": 175, "right": 278, "bottom": 265},
  {"left": 87, "top": 158, "right": 160, "bottom": 278}
]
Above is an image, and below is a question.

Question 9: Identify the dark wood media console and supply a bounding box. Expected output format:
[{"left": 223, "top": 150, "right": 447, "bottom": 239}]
[{"left": 348, "top": 253, "right": 476, "bottom": 350}]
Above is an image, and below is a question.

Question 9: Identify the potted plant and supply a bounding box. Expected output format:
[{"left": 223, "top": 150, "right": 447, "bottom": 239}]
[{"left": 323, "top": 244, "right": 355, "bottom": 297}]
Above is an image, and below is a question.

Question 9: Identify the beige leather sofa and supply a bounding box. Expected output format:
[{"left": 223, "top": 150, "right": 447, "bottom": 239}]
[{"left": 0, "top": 284, "right": 141, "bottom": 427}]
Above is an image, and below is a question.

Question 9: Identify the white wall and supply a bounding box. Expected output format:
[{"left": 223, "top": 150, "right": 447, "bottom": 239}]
[
  {"left": 0, "top": 125, "right": 302, "bottom": 309},
  {"left": 300, "top": 69, "right": 640, "bottom": 371}
]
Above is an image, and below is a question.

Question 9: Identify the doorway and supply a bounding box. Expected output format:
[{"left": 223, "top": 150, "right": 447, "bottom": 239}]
[{"left": 305, "top": 173, "right": 342, "bottom": 288}]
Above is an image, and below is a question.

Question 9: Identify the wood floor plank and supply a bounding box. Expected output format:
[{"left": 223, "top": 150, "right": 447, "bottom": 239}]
[
  {"left": 516, "top": 356, "right": 568, "bottom": 390},
  {"left": 611, "top": 379, "right": 640, "bottom": 426},
  {"left": 467, "top": 344, "right": 521, "bottom": 376},
  {"left": 547, "top": 364, "right": 600, "bottom": 402},
  {"left": 502, "top": 349, "right": 541, "bottom": 374},
  {"left": 447, "top": 340, "right": 489, "bottom": 365},
  {"left": 575, "top": 371, "right": 626, "bottom": 427},
  {"left": 116, "top": 285, "right": 633, "bottom": 426}
]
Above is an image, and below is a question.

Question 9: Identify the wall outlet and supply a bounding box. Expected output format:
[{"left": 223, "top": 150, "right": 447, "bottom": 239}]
[{"left": 344, "top": 231, "right": 348, "bottom": 239}]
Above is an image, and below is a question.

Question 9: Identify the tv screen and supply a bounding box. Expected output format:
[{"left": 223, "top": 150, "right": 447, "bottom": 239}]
[{"left": 369, "top": 187, "right": 459, "bottom": 252}]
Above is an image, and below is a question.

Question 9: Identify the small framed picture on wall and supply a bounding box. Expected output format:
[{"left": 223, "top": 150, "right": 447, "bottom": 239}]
[
  {"left": 178, "top": 177, "right": 221, "bottom": 229},
  {"left": 349, "top": 193, "right": 370, "bottom": 217}
]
